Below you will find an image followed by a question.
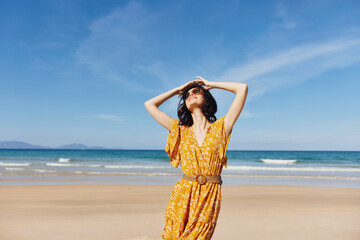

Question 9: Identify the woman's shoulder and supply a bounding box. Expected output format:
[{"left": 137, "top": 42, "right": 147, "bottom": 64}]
[
  {"left": 213, "top": 115, "right": 226, "bottom": 125},
  {"left": 171, "top": 118, "right": 180, "bottom": 124},
  {"left": 171, "top": 118, "right": 190, "bottom": 131}
]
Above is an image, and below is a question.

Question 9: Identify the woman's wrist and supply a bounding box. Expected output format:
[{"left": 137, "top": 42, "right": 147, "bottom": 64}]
[
  {"left": 174, "top": 87, "right": 181, "bottom": 95},
  {"left": 206, "top": 81, "right": 216, "bottom": 90}
]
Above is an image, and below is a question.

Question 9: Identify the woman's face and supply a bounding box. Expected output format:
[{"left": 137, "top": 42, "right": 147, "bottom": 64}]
[{"left": 185, "top": 87, "right": 204, "bottom": 111}]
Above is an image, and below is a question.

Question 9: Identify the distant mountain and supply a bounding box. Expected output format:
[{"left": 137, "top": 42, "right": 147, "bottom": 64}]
[
  {"left": 0, "top": 141, "right": 108, "bottom": 149},
  {"left": 57, "top": 143, "right": 106, "bottom": 150},
  {"left": 0, "top": 141, "right": 51, "bottom": 149}
]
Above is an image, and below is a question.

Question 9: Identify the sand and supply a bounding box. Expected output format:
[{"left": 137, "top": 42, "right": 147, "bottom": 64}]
[{"left": 0, "top": 184, "right": 359, "bottom": 240}]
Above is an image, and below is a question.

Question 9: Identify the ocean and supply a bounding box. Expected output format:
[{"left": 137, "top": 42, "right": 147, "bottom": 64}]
[{"left": 1, "top": 149, "right": 359, "bottom": 188}]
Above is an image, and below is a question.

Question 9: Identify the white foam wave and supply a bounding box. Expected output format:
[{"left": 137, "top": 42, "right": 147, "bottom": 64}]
[
  {"left": 88, "top": 171, "right": 112, "bottom": 174},
  {"left": 45, "top": 163, "right": 170, "bottom": 169},
  {"left": 225, "top": 166, "right": 360, "bottom": 172},
  {"left": 87, "top": 171, "right": 145, "bottom": 175},
  {"left": 222, "top": 174, "right": 360, "bottom": 181},
  {"left": 46, "top": 163, "right": 83, "bottom": 167},
  {"left": 86, "top": 171, "right": 177, "bottom": 176},
  {"left": 58, "top": 158, "right": 71, "bottom": 162},
  {"left": 5, "top": 167, "right": 24, "bottom": 171},
  {"left": 146, "top": 172, "right": 176, "bottom": 176},
  {"left": 33, "top": 169, "right": 57, "bottom": 173},
  {"left": 261, "top": 159, "right": 297, "bottom": 164},
  {"left": 0, "top": 162, "right": 31, "bottom": 166},
  {"left": 104, "top": 165, "right": 171, "bottom": 169}
]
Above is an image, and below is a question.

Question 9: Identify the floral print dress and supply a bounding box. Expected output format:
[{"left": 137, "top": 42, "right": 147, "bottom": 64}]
[{"left": 161, "top": 116, "right": 231, "bottom": 240}]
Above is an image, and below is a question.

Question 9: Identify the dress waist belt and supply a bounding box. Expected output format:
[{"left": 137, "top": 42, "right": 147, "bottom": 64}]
[{"left": 182, "top": 173, "right": 223, "bottom": 185}]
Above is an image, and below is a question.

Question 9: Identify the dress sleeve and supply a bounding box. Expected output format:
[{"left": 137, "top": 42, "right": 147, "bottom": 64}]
[
  {"left": 165, "top": 118, "right": 181, "bottom": 168},
  {"left": 218, "top": 116, "right": 232, "bottom": 168}
]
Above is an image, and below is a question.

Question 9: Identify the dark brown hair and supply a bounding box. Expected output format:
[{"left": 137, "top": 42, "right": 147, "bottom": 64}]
[{"left": 177, "top": 84, "right": 217, "bottom": 126}]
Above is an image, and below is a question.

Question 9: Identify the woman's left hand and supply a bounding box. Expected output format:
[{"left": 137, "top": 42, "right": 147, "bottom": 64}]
[{"left": 194, "top": 76, "right": 213, "bottom": 90}]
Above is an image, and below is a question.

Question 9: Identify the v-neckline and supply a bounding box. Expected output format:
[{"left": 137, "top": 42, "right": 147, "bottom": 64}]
[{"left": 191, "top": 122, "right": 213, "bottom": 148}]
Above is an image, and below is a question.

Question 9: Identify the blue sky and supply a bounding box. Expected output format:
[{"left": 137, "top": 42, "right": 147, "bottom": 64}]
[{"left": 0, "top": 0, "right": 359, "bottom": 150}]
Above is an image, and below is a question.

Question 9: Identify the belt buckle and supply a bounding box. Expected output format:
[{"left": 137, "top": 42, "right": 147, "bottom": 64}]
[{"left": 196, "top": 174, "right": 207, "bottom": 185}]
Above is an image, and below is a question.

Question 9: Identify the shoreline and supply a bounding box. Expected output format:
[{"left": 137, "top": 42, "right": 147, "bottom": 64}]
[
  {"left": 1, "top": 174, "right": 360, "bottom": 188},
  {"left": 1, "top": 184, "right": 359, "bottom": 240}
]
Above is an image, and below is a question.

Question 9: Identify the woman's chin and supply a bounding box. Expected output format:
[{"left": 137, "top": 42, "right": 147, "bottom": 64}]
[{"left": 186, "top": 103, "right": 203, "bottom": 112}]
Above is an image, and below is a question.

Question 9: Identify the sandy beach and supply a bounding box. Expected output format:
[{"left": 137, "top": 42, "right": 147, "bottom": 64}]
[{"left": 0, "top": 184, "right": 359, "bottom": 240}]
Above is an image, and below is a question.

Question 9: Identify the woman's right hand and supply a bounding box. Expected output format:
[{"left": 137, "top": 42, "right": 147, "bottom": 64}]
[{"left": 176, "top": 80, "right": 199, "bottom": 95}]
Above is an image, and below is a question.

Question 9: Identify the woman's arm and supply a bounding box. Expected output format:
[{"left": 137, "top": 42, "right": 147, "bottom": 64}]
[
  {"left": 144, "top": 80, "right": 199, "bottom": 131},
  {"left": 194, "top": 76, "right": 248, "bottom": 139}
]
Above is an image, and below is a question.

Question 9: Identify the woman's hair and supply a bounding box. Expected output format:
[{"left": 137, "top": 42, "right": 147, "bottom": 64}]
[{"left": 177, "top": 84, "right": 217, "bottom": 126}]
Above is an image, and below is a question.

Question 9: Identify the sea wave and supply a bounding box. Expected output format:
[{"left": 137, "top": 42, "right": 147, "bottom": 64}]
[
  {"left": 1, "top": 169, "right": 359, "bottom": 180},
  {"left": 58, "top": 158, "right": 71, "bottom": 162},
  {"left": 5, "top": 167, "right": 24, "bottom": 171},
  {"left": 261, "top": 159, "right": 297, "bottom": 164},
  {"left": 225, "top": 166, "right": 360, "bottom": 172},
  {"left": 222, "top": 174, "right": 360, "bottom": 181},
  {"left": 33, "top": 169, "right": 57, "bottom": 173},
  {"left": 104, "top": 165, "right": 171, "bottom": 169},
  {"left": 0, "top": 162, "right": 32, "bottom": 166},
  {"left": 44, "top": 163, "right": 172, "bottom": 169},
  {"left": 86, "top": 171, "right": 135, "bottom": 175},
  {"left": 46, "top": 163, "right": 103, "bottom": 167},
  {"left": 86, "top": 171, "right": 178, "bottom": 176},
  {"left": 46, "top": 163, "right": 84, "bottom": 167}
]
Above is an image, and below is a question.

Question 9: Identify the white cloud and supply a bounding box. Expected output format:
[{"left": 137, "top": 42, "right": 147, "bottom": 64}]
[
  {"left": 239, "top": 110, "right": 256, "bottom": 119},
  {"left": 74, "top": 1, "right": 226, "bottom": 94},
  {"left": 217, "top": 36, "right": 360, "bottom": 100},
  {"left": 74, "top": 1, "right": 360, "bottom": 125},
  {"left": 75, "top": 1, "right": 161, "bottom": 92}
]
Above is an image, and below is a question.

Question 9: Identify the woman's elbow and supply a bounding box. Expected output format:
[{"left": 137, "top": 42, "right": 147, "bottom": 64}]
[
  {"left": 236, "top": 83, "right": 247, "bottom": 94},
  {"left": 243, "top": 83, "right": 248, "bottom": 92},
  {"left": 144, "top": 100, "right": 151, "bottom": 109},
  {"left": 144, "top": 100, "right": 156, "bottom": 110}
]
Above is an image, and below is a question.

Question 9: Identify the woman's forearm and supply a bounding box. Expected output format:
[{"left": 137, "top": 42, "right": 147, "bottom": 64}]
[
  {"left": 144, "top": 80, "right": 199, "bottom": 130},
  {"left": 210, "top": 82, "right": 248, "bottom": 94},
  {"left": 144, "top": 87, "right": 180, "bottom": 108}
]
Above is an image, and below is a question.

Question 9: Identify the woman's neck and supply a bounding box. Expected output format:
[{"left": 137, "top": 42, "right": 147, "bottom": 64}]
[{"left": 191, "top": 108, "right": 210, "bottom": 131}]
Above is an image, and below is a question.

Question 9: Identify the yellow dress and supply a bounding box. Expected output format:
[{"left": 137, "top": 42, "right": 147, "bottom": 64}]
[{"left": 161, "top": 115, "right": 231, "bottom": 240}]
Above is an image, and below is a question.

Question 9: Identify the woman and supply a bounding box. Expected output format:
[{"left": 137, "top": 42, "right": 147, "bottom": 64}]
[{"left": 144, "top": 76, "right": 248, "bottom": 239}]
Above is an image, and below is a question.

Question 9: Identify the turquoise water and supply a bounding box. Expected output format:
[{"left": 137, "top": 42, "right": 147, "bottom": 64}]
[{"left": 1, "top": 149, "right": 359, "bottom": 188}]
